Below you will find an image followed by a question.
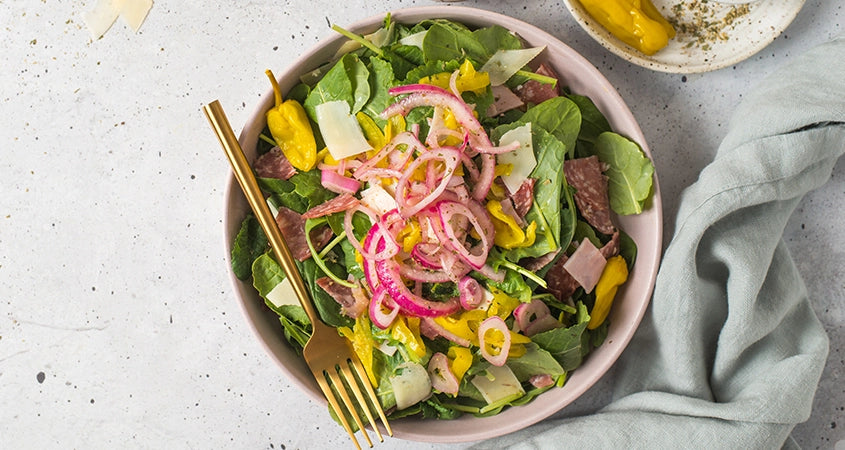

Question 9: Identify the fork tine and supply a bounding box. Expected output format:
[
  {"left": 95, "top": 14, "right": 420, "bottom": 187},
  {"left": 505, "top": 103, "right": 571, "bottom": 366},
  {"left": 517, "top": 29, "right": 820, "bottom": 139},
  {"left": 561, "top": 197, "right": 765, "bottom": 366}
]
[
  {"left": 339, "top": 361, "right": 383, "bottom": 443},
  {"left": 315, "top": 370, "right": 363, "bottom": 450},
  {"left": 349, "top": 357, "right": 393, "bottom": 438},
  {"left": 327, "top": 367, "right": 373, "bottom": 448}
]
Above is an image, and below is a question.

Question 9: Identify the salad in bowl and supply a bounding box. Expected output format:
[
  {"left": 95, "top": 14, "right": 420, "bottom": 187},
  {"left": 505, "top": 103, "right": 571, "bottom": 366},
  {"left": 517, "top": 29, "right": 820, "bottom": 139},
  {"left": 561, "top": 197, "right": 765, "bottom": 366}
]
[{"left": 225, "top": 6, "right": 661, "bottom": 442}]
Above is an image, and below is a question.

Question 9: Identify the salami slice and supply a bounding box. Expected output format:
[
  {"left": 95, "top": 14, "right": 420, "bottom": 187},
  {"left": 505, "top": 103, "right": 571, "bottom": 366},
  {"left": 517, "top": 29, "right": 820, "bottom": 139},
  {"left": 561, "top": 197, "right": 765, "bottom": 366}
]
[
  {"left": 254, "top": 147, "right": 297, "bottom": 180},
  {"left": 301, "top": 193, "right": 360, "bottom": 219},
  {"left": 600, "top": 231, "right": 620, "bottom": 259},
  {"left": 316, "top": 278, "right": 367, "bottom": 318},
  {"left": 544, "top": 253, "right": 579, "bottom": 303},
  {"left": 564, "top": 156, "right": 615, "bottom": 235},
  {"left": 514, "top": 63, "right": 561, "bottom": 105},
  {"left": 510, "top": 178, "right": 536, "bottom": 218},
  {"left": 275, "top": 206, "right": 333, "bottom": 261}
]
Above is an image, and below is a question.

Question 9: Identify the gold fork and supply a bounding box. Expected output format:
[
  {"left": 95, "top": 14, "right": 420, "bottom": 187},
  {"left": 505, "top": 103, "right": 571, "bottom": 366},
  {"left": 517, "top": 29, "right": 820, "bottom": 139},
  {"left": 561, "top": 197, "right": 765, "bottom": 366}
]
[{"left": 203, "top": 100, "right": 393, "bottom": 449}]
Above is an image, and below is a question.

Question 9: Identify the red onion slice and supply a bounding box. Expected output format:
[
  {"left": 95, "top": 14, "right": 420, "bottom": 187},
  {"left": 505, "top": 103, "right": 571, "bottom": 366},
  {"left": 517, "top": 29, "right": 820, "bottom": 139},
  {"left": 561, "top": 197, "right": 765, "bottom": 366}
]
[
  {"left": 369, "top": 287, "right": 400, "bottom": 329},
  {"left": 478, "top": 316, "right": 511, "bottom": 366},
  {"left": 437, "top": 200, "right": 493, "bottom": 269},
  {"left": 514, "top": 299, "right": 560, "bottom": 336},
  {"left": 394, "top": 147, "right": 462, "bottom": 218},
  {"left": 427, "top": 352, "right": 459, "bottom": 396},
  {"left": 321, "top": 169, "right": 361, "bottom": 195},
  {"left": 458, "top": 276, "right": 483, "bottom": 310}
]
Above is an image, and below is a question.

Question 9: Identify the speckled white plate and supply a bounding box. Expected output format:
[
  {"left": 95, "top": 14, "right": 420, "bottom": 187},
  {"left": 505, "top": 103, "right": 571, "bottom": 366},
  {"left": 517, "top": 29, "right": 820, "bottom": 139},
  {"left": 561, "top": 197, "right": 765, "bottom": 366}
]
[{"left": 564, "top": 0, "right": 806, "bottom": 73}]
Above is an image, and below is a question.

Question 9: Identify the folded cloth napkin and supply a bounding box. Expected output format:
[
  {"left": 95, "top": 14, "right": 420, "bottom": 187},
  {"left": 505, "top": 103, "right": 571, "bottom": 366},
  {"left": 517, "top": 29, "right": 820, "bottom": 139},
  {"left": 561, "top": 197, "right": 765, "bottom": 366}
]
[{"left": 475, "top": 36, "right": 845, "bottom": 449}]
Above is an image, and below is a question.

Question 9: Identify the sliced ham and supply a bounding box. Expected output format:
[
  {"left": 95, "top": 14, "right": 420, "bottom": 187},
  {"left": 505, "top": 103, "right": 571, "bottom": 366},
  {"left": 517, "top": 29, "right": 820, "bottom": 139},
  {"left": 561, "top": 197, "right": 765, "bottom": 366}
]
[
  {"left": 486, "top": 84, "right": 524, "bottom": 117},
  {"left": 514, "top": 63, "right": 560, "bottom": 105},
  {"left": 254, "top": 147, "right": 297, "bottom": 180},
  {"left": 564, "top": 156, "right": 615, "bottom": 235},
  {"left": 275, "top": 206, "right": 333, "bottom": 261},
  {"left": 562, "top": 238, "right": 606, "bottom": 294},
  {"left": 316, "top": 277, "right": 367, "bottom": 318},
  {"left": 301, "top": 193, "right": 360, "bottom": 219}
]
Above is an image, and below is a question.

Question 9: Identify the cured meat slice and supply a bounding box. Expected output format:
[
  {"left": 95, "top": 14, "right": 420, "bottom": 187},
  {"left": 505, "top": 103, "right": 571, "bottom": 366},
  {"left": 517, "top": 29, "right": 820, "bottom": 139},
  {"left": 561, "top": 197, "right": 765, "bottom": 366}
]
[
  {"left": 254, "top": 147, "right": 297, "bottom": 180},
  {"left": 301, "top": 193, "right": 360, "bottom": 219},
  {"left": 564, "top": 156, "right": 615, "bottom": 235},
  {"left": 486, "top": 85, "right": 524, "bottom": 117},
  {"left": 514, "top": 63, "right": 561, "bottom": 105},
  {"left": 600, "top": 231, "right": 620, "bottom": 259},
  {"left": 545, "top": 253, "right": 579, "bottom": 302},
  {"left": 316, "top": 278, "right": 367, "bottom": 318},
  {"left": 510, "top": 178, "right": 536, "bottom": 218},
  {"left": 275, "top": 206, "right": 333, "bottom": 261},
  {"left": 562, "top": 238, "right": 606, "bottom": 294}
]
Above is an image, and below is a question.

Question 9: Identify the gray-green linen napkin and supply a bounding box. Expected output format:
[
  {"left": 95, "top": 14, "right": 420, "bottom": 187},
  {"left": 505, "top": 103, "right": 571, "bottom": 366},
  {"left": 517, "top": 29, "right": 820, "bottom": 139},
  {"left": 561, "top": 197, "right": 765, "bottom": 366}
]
[{"left": 478, "top": 36, "right": 845, "bottom": 449}]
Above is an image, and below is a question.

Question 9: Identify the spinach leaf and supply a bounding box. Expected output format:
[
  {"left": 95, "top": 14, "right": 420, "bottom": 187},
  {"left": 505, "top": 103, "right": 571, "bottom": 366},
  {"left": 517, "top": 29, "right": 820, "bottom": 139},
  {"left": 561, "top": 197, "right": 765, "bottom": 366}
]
[
  {"left": 594, "top": 132, "right": 655, "bottom": 215},
  {"left": 618, "top": 229, "right": 638, "bottom": 270},
  {"left": 530, "top": 302, "right": 591, "bottom": 371},
  {"left": 566, "top": 93, "right": 611, "bottom": 158},
  {"left": 472, "top": 25, "right": 523, "bottom": 59},
  {"left": 422, "top": 22, "right": 487, "bottom": 64},
  {"left": 231, "top": 214, "right": 267, "bottom": 280},
  {"left": 506, "top": 343, "right": 566, "bottom": 382},
  {"left": 500, "top": 127, "right": 566, "bottom": 261},
  {"left": 278, "top": 306, "right": 312, "bottom": 355},
  {"left": 516, "top": 96, "right": 581, "bottom": 158},
  {"left": 296, "top": 257, "right": 353, "bottom": 329},
  {"left": 304, "top": 53, "right": 370, "bottom": 119},
  {"left": 251, "top": 252, "right": 286, "bottom": 301},
  {"left": 288, "top": 169, "right": 337, "bottom": 211},
  {"left": 361, "top": 57, "right": 396, "bottom": 127}
]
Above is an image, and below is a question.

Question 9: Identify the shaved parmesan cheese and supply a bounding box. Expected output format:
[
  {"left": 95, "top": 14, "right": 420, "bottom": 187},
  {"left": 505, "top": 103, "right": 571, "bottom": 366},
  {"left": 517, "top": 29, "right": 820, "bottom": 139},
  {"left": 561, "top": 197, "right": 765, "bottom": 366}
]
[
  {"left": 360, "top": 184, "right": 399, "bottom": 216},
  {"left": 390, "top": 362, "right": 432, "bottom": 410},
  {"left": 265, "top": 278, "right": 299, "bottom": 309},
  {"left": 471, "top": 365, "right": 524, "bottom": 405},
  {"left": 480, "top": 46, "right": 546, "bottom": 86},
  {"left": 84, "top": 0, "right": 153, "bottom": 38},
  {"left": 84, "top": 0, "right": 120, "bottom": 38},
  {"left": 399, "top": 30, "right": 427, "bottom": 49},
  {"left": 496, "top": 123, "right": 536, "bottom": 194},
  {"left": 120, "top": 0, "right": 153, "bottom": 32},
  {"left": 314, "top": 100, "right": 372, "bottom": 160}
]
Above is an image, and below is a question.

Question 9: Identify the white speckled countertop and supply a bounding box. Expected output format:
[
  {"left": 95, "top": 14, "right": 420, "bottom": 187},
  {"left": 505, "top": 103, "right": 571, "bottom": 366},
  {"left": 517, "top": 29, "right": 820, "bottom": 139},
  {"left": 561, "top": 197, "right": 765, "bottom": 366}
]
[{"left": 1, "top": 1, "right": 842, "bottom": 449}]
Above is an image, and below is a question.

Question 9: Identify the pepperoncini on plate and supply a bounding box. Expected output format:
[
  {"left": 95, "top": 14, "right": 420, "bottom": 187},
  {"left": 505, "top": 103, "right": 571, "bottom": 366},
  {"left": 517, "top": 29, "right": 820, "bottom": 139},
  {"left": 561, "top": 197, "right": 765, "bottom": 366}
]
[
  {"left": 264, "top": 69, "right": 317, "bottom": 171},
  {"left": 578, "top": 0, "right": 676, "bottom": 56},
  {"left": 587, "top": 255, "right": 629, "bottom": 330}
]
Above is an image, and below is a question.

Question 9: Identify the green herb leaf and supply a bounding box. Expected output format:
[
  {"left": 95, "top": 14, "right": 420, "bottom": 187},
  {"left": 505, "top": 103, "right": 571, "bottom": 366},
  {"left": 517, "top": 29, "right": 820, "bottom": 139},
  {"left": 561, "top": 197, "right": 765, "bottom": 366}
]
[{"left": 594, "top": 132, "right": 655, "bottom": 215}]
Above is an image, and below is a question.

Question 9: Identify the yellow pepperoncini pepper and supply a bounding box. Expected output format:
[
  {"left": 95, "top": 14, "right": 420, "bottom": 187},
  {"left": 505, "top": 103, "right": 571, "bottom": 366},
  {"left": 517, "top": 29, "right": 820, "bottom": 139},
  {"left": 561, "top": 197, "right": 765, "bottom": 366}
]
[
  {"left": 578, "top": 0, "right": 676, "bottom": 56},
  {"left": 356, "top": 112, "right": 387, "bottom": 150},
  {"left": 418, "top": 59, "right": 490, "bottom": 95},
  {"left": 447, "top": 346, "right": 473, "bottom": 384},
  {"left": 480, "top": 326, "right": 532, "bottom": 360},
  {"left": 390, "top": 316, "right": 427, "bottom": 360},
  {"left": 487, "top": 288, "right": 521, "bottom": 320},
  {"left": 587, "top": 255, "right": 629, "bottom": 330},
  {"left": 433, "top": 309, "right": 488, "bottom": 347},
  {"left": 264, "top": 70, "right": 318, "bottom": 171},
  {"left": 487, "top": 200, "right": 537, "bottom": 249},
  {"left": 396, "top": 219, "right": 422, "bottom": 253},
  {"left": 338, "top": 314, "right": 378, "bottom": 386}
]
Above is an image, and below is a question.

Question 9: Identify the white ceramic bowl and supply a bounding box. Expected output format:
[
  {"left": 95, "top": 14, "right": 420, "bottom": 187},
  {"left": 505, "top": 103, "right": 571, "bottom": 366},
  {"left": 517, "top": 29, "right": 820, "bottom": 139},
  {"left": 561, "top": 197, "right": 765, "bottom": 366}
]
[
  {"left": 224, "top": 6, "right": 663, "bottom": 443},
  {"left": 563, "top": 0, "right": 806, "bottom": 73}
]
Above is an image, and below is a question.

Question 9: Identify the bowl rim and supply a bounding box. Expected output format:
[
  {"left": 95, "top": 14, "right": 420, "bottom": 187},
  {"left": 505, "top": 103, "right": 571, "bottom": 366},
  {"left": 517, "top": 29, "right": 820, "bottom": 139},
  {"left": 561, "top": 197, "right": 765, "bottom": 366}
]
[{"left": 223, "top": 5, "right": 663, "bottom": 443}]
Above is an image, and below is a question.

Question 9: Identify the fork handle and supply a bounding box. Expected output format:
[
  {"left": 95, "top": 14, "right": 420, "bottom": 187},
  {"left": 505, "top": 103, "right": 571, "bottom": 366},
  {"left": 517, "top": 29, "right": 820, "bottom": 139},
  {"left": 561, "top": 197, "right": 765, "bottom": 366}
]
[{"left": 204, "top": 100, "right": 320, "bottom": 324}]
